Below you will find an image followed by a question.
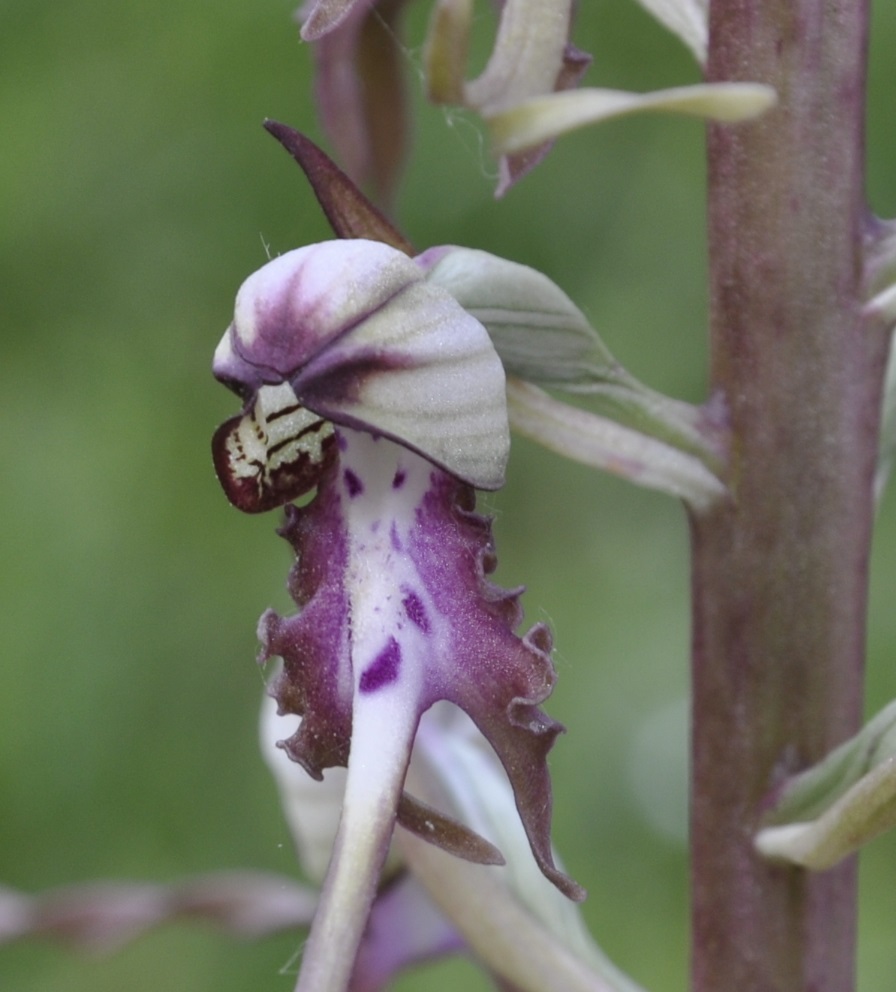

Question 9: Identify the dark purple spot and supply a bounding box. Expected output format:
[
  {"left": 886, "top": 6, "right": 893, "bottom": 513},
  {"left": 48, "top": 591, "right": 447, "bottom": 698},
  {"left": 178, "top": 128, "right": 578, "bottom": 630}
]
[
  {"left": 343, "top": 469, "right": 363, "bottom": 497},
  {"left": 392, "top": 469, "right": 406, "bottom": 489},
  {"left": 359, "top": 637, "right": 401, "bottom": 693},
  {"left": 402, "top": 591, "right": 430, "bottom": 633}
]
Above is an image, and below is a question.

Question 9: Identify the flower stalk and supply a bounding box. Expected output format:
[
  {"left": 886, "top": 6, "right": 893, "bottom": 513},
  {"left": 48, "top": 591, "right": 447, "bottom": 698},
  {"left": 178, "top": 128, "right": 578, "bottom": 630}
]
[{"left": 691, "top": 0, "right": 890, "bottom": 988}]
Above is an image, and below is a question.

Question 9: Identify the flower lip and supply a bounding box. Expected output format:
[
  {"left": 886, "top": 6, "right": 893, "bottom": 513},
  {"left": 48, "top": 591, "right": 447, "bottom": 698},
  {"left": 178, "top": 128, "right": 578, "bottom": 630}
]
[{"left": 260, "top": 428, "right": 583, "bottom": 981}]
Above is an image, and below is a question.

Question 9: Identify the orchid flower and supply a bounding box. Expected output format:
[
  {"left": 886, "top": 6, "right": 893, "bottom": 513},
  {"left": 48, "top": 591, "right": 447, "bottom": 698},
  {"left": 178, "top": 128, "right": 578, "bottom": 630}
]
[{"left": 212, "top": 237, "right": 583, "bottom": 992}]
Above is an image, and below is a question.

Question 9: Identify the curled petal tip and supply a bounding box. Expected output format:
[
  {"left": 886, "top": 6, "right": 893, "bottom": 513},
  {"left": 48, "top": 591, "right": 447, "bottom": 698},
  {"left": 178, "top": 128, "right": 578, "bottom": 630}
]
[
  {"left": 263, "top": 122, "right": 415, "bottom": 252},
  {"left": 489, "top": 83, "right": 779, "bottom": 157}
]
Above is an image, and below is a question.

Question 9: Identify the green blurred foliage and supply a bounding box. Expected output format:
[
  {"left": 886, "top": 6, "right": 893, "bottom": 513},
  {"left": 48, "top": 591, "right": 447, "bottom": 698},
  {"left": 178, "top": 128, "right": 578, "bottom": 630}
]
[{"left": 1, "top": 1, "right": 895, "bottom": 990}]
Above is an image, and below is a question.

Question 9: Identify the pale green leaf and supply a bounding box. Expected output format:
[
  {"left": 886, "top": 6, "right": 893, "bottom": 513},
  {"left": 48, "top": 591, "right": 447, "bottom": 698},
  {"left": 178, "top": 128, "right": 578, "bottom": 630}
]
[
  {"left": 506, "top": 379, "right": 727, "bottom": 511},
  {"left": 755, "top": 699, "right": 896, "bottom": 869},
  {"left": 755, "top": 759, "right": 896, "bottom": 870},
  {"left": 489, "top": 83, "right": 777, "bottom": 156}
]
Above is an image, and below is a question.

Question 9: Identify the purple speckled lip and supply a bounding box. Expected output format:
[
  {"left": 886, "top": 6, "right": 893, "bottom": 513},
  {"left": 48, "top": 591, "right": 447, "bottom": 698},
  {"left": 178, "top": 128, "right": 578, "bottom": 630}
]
[{"left": 257, "top": 426, "right": 580, "bottom": 900}]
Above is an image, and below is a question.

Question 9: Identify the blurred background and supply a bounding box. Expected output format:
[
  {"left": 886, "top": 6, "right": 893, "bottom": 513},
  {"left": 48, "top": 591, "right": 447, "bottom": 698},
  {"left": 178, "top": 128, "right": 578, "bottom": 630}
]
[{"left": 2, "top": 1, "right": 896, "bottom": 989}]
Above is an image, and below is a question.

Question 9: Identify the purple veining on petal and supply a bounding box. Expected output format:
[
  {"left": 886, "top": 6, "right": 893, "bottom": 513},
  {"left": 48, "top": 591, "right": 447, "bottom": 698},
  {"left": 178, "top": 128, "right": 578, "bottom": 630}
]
[
  {"left": 213, "top": 241, "right": 425, "bottom": 396},
  {"left": 294, "top": 348, "right": 415, "bottom": 409},
  {"left": 359, "top": 637, "right": 402, "bottom": 693},
  {"left": 402, "top": 589, "right": 431, "bottom": 634},
  {"left": 343, "top": 468, "right": 364, "bottom": 497},
  {"left": 392, "top": 468, "right": 406, "bottom": 489}
]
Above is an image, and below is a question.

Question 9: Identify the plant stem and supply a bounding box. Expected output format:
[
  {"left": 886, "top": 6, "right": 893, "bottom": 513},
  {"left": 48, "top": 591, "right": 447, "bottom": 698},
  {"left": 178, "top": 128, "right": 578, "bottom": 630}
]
[{"left": 691, "top": 1, "right": 889, "bottom": 989}]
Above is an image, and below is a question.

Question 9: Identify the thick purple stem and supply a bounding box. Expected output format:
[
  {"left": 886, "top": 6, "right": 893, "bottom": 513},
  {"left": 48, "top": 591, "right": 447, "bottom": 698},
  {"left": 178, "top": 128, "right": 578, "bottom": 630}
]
[{"left": 691, "top": 1, "right": 889, "bottom": 990}]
